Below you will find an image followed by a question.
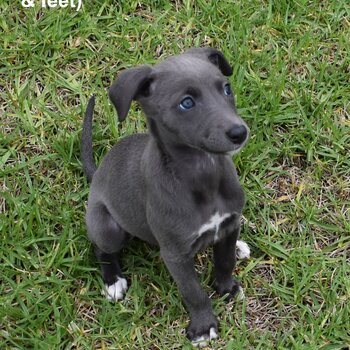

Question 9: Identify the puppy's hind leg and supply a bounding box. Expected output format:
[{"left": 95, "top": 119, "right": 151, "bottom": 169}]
[
  {"left": 93, "top": 246, "right": 128, "bottom": 301},
  {"left": 86, "top": 203, "right": 130, "bottom": 301}
]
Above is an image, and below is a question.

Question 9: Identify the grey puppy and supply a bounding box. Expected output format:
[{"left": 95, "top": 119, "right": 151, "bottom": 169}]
[{"left": 82, "top": 48, "right": 250, "bottom": 347}]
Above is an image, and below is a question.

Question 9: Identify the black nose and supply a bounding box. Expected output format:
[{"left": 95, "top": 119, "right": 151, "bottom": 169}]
[{"left": 226, "top": 125, "right": 248, "bottom": 144}]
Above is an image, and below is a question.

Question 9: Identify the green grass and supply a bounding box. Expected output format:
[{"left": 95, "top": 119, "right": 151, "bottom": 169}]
[{"left": 1, "top": 0, "right": 349, "bottom": 349}]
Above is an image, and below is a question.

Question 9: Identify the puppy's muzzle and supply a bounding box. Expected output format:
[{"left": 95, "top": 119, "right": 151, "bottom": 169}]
[{"left": 226, "top": 125, "right": 248, "bottom": 145}]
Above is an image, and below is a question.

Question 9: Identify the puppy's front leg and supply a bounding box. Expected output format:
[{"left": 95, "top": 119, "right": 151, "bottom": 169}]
[
  {"left": 213, "top": 228, "right": 242, "bottom": 300},
  {"left": 161, "top": 253, "right": 218, "bottom": 346}
]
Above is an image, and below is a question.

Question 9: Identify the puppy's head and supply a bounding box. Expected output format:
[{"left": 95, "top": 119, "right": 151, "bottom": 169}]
[{"left": 109, "top": 48, "right": 249, "bottom": 155}]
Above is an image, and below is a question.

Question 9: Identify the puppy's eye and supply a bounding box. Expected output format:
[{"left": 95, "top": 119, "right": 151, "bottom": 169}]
[
  {"left": 224, "top": 83, "right": 232, "bottom": 96},
  {"left": 179, "top": 97, "right": 195, "bottom": 110}
]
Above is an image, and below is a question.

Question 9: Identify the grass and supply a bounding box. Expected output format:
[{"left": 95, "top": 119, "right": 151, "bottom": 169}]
[{"left": 0, "top": 0, "right": 349, "bottom": 349}]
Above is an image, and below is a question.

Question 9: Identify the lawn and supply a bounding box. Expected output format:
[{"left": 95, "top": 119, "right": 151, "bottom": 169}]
[{"left": 0, "top": 0, "right": 349, "bottom": 349}]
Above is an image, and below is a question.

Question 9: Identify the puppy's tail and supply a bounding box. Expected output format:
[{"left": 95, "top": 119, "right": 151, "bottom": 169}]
[{"left": 81, "top": 95, "right": 97, "bottom": 183}]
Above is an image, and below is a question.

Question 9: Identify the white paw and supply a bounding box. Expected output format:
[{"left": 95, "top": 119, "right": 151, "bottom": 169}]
[
  {"left": 103, "top": 277, "right": 128, "bottom": 301},
  {"left": 237, "top": 286, "right": 245, "bottom": 301},
  {"left": 236, "top": 240, "right": 250, "bottom": 259},
  {"left": 192, "top": 327, "right": 218, "bottom": 348}
]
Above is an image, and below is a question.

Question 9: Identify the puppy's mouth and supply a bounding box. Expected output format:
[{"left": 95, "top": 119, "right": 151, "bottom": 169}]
[
  {"left": 199, "top": 144, "right": 238, "bottom": 156},
  {"left": 198, "top": 125, "right": 249, "bottom": 155},
  {"left": 226, "top": 135, "right": 249, "bottom": 156},
  {"left": 199, "top": 139, "right": 247, "bottom": 156},
  {"left": 225, "top": 145, "right": 245, "bottom": 157}
]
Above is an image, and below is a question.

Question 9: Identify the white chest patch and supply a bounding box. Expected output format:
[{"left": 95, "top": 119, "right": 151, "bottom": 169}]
[{"left": 197, "top": 212, "right": 231, "bottom": 241}]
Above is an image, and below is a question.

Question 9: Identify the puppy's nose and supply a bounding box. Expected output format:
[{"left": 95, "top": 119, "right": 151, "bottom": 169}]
[{"left": 226, "top": 125, "right": 248, "bottom": 144}]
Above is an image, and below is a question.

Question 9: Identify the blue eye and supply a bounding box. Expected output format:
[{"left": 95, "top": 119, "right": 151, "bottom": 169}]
[
  {"left": 179, "top": 97, "right": 195, "bottom": 110},
  {"left": 224, "top": 83, "right": 232, "bottom": 96}
]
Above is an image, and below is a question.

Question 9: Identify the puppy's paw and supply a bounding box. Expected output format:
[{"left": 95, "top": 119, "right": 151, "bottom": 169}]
[
  {"left": 187, "top": 316, "right": 218, "bottom": 348},
  {"left": 235, "top": 286, "right": 245, "bottom": 301},
  {"left": 236, "top": 240, "right": 250, "bottom": 259},
  {"left": 103, "top": 276, "right": 128, "bottom": 301},
  {"left": 191, "top": 327, "right": 218, "bottom": 348},
  {"left": 215, "top": 278, "right": 243, "bottom": 302}
]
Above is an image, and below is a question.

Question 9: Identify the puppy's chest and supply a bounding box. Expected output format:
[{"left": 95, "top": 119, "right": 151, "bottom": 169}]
[
  {"left": 198, "top": 211, "right": 238, "bottom": 240},
  {"left": 186, "top": 176, "right": 243, "bottom": 253},
  {"left": 190, "top": 211, "right": 240, "bottom": 253}
]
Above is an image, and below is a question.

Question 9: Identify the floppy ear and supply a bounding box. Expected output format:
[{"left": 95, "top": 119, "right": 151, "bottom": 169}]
[
  {"left": 185, "top": 48, "right": 233, "bottom": 76},
  {"left": 109, "top": 65, "right": 153, "bottom": 122}
]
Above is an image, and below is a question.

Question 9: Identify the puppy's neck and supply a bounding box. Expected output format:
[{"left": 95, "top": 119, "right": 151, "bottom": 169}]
[{"left": 148, "top": 134, "right": 220, "bottom": 188}]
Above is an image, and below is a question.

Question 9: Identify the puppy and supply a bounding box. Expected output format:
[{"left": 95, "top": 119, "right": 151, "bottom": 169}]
[{"left": 82, "top": 48, "right": 250, "bottom": 347}]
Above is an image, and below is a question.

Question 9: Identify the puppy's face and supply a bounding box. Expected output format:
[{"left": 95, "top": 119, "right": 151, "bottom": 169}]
[
  {"left": 139, "top": 54, "right": 249, "bottom": 155},
  {"left": 109, "top": 48, "right": 249, "bottom": 155}
]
